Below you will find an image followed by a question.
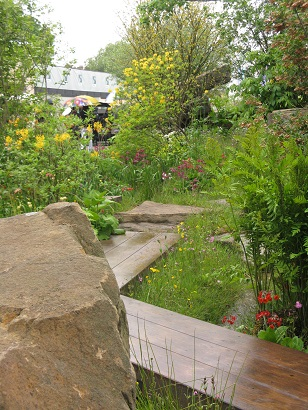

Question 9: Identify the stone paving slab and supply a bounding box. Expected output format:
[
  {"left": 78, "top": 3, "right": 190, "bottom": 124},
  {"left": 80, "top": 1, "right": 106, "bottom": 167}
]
[{"left": 116, "top": 200, "right": 204, "bottom": 232}]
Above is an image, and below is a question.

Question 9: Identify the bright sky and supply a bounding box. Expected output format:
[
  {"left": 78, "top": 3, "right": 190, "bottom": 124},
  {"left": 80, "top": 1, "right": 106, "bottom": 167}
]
[{"left": 36, "top": 0, "right": 138, "bottom": 67}]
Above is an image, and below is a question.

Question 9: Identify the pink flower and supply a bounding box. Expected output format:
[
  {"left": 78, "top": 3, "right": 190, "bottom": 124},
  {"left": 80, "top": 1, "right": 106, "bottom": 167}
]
[{"left": 295, "top": 301, "right": 302, "bottom": 309}]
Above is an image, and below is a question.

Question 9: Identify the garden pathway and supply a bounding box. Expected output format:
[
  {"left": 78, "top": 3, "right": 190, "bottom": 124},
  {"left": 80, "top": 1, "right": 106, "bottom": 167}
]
[{"left": 102, "top": 201, "right": 308, "bottom": 410}]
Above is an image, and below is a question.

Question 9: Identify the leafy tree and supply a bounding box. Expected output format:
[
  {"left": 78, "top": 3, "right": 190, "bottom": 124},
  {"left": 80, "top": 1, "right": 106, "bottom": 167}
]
[
  {"left": 213, "top": 0, "right": 307, "bottom": 111},
  {"left": 114, "top": 50, "right": 188, "bottom": 157},
  {"left": 113, "top": 2, "right": 229, "bottom": 157},
  {"left": 125, "top": 2, "right": 227, "bottom": 73},
  {"left": 269, "top": 0, "right": 308, "bottom": 98},
  {"left": 0, "top": 0, "right": 56, "bottom": 125},
  {"left": 85, "top": 41, "right": 134, "bottom": 80}
]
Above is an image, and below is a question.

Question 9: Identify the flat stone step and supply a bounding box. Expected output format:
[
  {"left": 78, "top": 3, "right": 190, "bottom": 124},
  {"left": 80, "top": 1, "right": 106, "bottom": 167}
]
[{"left": 102, "top": 231, "right": 179, "bottom": 289}]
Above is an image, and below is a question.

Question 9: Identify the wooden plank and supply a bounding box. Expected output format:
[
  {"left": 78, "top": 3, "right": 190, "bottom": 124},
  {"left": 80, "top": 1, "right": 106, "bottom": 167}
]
[
  {"left": 101, "top": 222, "right": 308, "bottom": 409},
  {"left": 130, "top": 336, "right": 308, "bottom": 410},
  {"left": 123, "top": 296, "right": 308, "bottom": 410},
  {"left": 105, "top": 233, "right": 179, "bottom": 288},
  {"left": 103, "top": 232, "right": 156, "bottom": 266},
  {"left": 123, "top": 296, "right": 308, "bottom": 373},
  {"left": 101, "top": 231, "right": 139, "bottom": 253}
]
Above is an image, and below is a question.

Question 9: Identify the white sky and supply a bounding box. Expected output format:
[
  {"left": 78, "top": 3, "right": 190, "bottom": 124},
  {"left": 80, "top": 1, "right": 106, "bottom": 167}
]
[{"left": 35, "top": 0, "right": 138, "bottom": 67}]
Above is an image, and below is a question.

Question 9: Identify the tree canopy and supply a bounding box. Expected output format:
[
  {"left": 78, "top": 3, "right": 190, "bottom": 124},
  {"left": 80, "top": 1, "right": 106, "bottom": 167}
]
[
  {"left": 85, "top": 41, "right": 134, "bottom": 81},
  {"left": 0, "top": 0, "right": 57, "bottom": 124}
]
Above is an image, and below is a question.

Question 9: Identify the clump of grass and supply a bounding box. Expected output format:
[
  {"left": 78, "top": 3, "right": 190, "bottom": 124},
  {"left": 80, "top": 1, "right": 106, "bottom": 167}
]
[
  {"left": 123, "top": 202, "right": 251, "bottom": 325},
  {"left": 132, "top": 329, "right": 239, "bottom": 410}
]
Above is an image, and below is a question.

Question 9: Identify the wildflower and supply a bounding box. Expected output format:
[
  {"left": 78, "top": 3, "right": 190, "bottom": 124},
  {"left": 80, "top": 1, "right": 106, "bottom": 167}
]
[
  {"left": 5, "top": 136, "right": 13, "bottom": 146},
  {"left": 150, "top": 267, "right": 160, "bottom": 273},
  {"left": 267, "top": 314, "right": 282, "bottom": 328},
  {"left": 16, "top": 128, "right": 29, "bottom": 140},
  {"left": 295, "top": 301, "right": 302, "bottom": 309},
  {"left": 256, "top": 310, "right": 271, "bottom": 320},
  {"left": 138, "top": 275, "right": 143, "bottom": 283},
  {"left": 174, "top": 284, "right": 178, "bottom": 289},
  {"left": 54, "top": 133, "right": 70, "bottom": 143},
  {"left": 34, "top": 135, "right": 45, "bottom": 150},
  {"left": 59, "top": 197, "right": 67, "bottom": 201},
  {"left": 90, "top": 151, "right": 99, "bottom": 157},
  {"left": 257, "top": 290, "right": 273, "bottom": 304},
  {"left": 209, "top": 236, "right": 215, "bottom": 243},
  {"left": 222, "top": 315, "right": 236, "bottom": 325},
  {"left": 93, "top": 122, "right": 102, "bottom": 132},
  {"left": 162, "top": 172, "right": 170, "bottom": 180}
]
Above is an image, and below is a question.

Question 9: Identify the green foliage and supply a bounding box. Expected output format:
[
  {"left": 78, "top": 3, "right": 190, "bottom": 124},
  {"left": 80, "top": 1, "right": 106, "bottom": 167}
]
[
  {"left": 229, "top": 119, "right": 308, "bottom": 334},
  {"left": 82, "top": 190, "right": 124, "bottom": 240},
  {"left": 214, "top": 0, "right": 306, "bottom": 111},
  {"left": 269, "top": 0, "right": 308, "bottom": 97},
  {"left": 123, "top": 209, "right": 249, "bottom": 324},
  {"left": 127, "top": 2, "right": 227, "bottom": 73},
  {"left": 0, "top": 99, "right": 127, "bottom": 217},
  {"left": 0, "top": 0, "right": 56, "bottom": 124},
  {"left": 137, "top": 0, "right": 187, "bottom": 24},
  {"left": 114, "top": 50, "right": 190, "bottom": 156},
  {"left": 85, "top": 41, "right": 133, "bottom": 81},
  {"left": 258, "top": 326, "right": 307, "bottom": 352}
]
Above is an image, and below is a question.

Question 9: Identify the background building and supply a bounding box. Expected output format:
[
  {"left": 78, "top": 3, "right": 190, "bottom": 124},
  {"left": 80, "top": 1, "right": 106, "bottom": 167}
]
[{"left": 35, "top": 66, "right": 117, "bottom": 104}]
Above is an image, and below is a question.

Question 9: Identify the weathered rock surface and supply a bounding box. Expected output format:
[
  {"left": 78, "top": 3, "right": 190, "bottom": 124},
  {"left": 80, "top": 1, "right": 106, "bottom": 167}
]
[
  {"left": 116, "top": 200, "right": 204, "bottom": 232},
  {"left": 267, "top": 107, "right": 308, "bottom": 125},
  {"left": 196, "top": 64, "right": 231, "bottom": 91},
  {"left": 0, "top": 202, "right": 135, "bottom": 410}
]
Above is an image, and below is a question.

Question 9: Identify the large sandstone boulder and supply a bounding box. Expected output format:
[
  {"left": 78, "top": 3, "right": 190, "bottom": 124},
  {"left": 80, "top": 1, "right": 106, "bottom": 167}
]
[{"left": 0, "top": 202, "right": 136, "bottom": 410}]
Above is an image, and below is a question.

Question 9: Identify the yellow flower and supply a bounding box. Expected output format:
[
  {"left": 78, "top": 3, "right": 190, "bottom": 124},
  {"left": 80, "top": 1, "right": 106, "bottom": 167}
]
[
  {"left": 150, "top": 267, "right": 160, "bottom": 273},
  {"left": 90, "top": 151, "right": 99, "bottom": 157},
  {"left": 5, "top": 136, "right": 13, "bottom": 146},
  {"left": 54, "top": 133, "right": 71, "bottom": 143},
  {"left": 34, "top": 135, "right": 45, "bottom": 150},
  {"left": 16, "top": 139, "right": 23, "bottom": 149},
  {"left": 16, "top": 128, "right": 29, "bottom": 140},
  {"left": 178, "top": 248, "right": 182, "bottom": 252},
  {"left": 174, "top": 284, "right": 178, "bottom": 289},
  {"left": 93, "top": 122, "right": 102, "bottom": 132}
]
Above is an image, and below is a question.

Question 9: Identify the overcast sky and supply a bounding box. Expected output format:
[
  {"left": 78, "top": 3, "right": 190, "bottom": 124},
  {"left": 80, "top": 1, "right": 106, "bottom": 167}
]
[{"left": 36, "top": 0, "right": 138, "bottom": 67}]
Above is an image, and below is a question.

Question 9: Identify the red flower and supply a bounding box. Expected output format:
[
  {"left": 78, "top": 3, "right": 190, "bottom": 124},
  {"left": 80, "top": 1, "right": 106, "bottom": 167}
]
[{"left": 222, "top": 315, "right": 236, "bottom": 325}]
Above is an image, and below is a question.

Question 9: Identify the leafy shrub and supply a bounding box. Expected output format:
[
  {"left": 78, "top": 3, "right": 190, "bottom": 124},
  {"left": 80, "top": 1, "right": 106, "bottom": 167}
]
[{"left": 230, "top": 118, "right": 308, "bottom": 336}]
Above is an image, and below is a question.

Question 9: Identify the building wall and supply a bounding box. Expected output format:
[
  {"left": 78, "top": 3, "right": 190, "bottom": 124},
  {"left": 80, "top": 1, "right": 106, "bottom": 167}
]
[{"left": 35, "top": 66, "right": 118, "bottom": 103}]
